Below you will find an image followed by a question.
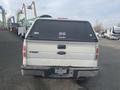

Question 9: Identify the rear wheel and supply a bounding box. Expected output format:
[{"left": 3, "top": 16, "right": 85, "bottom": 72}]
[
  {"left": 22, "top": 34, "right": 25, "bottom": 39},
  {"left": 76, "top": 77, "right": 90, "bottom": 84},
  {"left": 32, "top": 75, "right": 42, "bottom": 79},
  {"left": 18, "top": 33, "right": 21, "bottom": 37}
]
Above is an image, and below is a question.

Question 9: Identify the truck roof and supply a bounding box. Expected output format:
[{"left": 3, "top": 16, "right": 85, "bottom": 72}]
[{"left": 35, "top": 18, "right": 90, "bottom": 24}]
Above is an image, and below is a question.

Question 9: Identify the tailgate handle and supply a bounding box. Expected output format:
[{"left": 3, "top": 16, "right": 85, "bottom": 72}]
[
  {"left": 57, "top": 51, "right": 66, "bottom": 55},
  {"left": 58, "top": 45, "right": 66, "bottom": 49}
]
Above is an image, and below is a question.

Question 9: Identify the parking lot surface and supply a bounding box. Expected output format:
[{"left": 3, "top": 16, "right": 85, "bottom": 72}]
[{"left": 0, "top": 31, "right": 120, "bottom": 90}]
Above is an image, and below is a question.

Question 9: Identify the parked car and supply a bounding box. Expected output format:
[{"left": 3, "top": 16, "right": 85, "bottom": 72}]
[
  {"left": 108, "top": 35, "right": 119, "bottom": 40},
  {"left": 105, "top": 26, "right": 120, "bottom": 40},
  {"left": 21, "top": 18, "right": 99, "bottom": 80},
  {"left": 18, "top": 26, "right": 26, "bottom": 38}
]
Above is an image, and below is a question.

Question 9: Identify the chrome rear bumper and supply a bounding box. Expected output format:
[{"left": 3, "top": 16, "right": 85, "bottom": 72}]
[{"left": 21, "top": 65, "right": 99, "bottom": 79}]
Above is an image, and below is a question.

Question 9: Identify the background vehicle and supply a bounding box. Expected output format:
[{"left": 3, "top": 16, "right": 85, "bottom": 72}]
[
  {"left": 105, "top": 26, "right": 120, "bottom": 40},
  {"left": 18, "top": 26, "right": 26, "bottom": 38},
  {"left": 21, "top": 18, "right": 99, "bottom": 79},
  {"left": 17, "top": 18, "right": 35, "bottom": 38}
]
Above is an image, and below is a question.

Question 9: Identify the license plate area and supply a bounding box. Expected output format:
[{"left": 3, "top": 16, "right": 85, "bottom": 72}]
[{"left": 54, "top": 67, "right": 68, "bottom": 75}]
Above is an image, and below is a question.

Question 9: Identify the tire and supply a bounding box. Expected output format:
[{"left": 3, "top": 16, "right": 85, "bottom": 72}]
[
  {"left": 22, "top": 35, "right": 25, "bottom": 39},
  {"left": 32, "top": 75, "right": 42, "bottom": 78},
  {"left": 19, "top": 34, "right": 23, "bottom": 38},
  {"left": 18, "top": 34, "right": 21, "bottom": 37},
  {"left": 76, "top": 77, "right": 90, "bottom": 84}
]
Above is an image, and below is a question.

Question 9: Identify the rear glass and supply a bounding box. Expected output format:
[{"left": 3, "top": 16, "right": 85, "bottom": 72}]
[{"left": 27, "top": 19, "right": 98, "bottom": 42}]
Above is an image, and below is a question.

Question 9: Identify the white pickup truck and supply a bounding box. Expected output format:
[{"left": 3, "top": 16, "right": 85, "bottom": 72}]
[{"left": 21, "top": 18, "right": 99, "bottom": 79}]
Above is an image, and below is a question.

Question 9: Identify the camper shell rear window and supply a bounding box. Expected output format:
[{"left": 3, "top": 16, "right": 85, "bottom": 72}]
[{"left": 27, "top": 19, "right": 98, "bottom": 42}]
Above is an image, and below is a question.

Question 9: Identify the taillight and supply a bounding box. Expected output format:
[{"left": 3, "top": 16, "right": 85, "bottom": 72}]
[
  {"left": 22, "top": 46, "right": 26, "bottom": 58},
  {"left": 22, "top": 41, "right": 26, "bottom": 58},
  {"left": 22, "top": 40, "right": 27, "bottom": 65},
  {"left": 95, "top": 47, "right": 99, "bottom": 60}
]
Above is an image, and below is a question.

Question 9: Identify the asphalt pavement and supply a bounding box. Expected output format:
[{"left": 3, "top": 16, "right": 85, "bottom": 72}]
[{"left": 0, "top": 31, "right": 120, "bottom": 90}]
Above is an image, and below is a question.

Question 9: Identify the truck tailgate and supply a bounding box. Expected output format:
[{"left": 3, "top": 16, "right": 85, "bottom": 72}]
[{"left": 26, "top": 40, "right": 97, "bottom": 67}]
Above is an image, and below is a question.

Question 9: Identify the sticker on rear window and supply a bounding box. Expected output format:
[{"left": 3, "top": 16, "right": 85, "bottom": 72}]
[
  {"left": 89, "top": 34, "right": 93, "bottom": 37},
  {"left": 58, "top": 32, "right": 66, "bottom": 39},
  {"left": 34, "top": 32, "right": 39, "bottom": 35}
]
